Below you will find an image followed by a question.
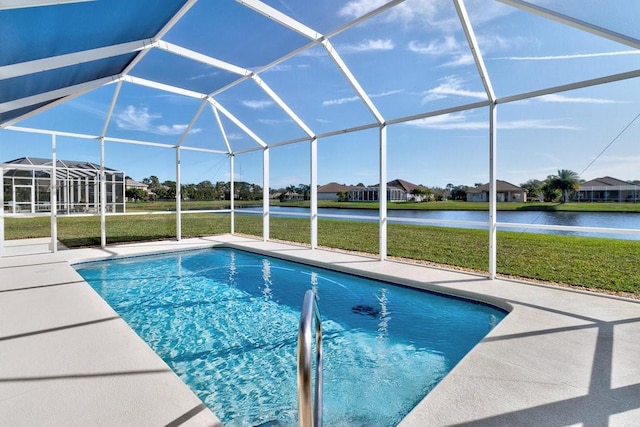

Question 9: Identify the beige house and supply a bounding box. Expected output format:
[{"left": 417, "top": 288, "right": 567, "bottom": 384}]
[
  {"left": 466, "top": 180, "right": 527, "bottom": 202},
  {"left": 577, "top": 176, "right": 639, "bottom": 202},
  {"left": 318, "top": 179, "right": 425, "bottom": 202},
  {"left": 125, "top": 178, "right": 149, "bottom": 192}
]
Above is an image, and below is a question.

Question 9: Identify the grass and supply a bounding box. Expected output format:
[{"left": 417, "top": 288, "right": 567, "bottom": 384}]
[
  {"left": 125, "top": 199, "right": 640, "bottom": 213},
  {"left": 5, "top": 213, "right": 640, "bottom": 294}
]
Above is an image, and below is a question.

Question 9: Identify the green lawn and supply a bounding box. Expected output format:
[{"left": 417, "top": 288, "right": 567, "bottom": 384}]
[
  {"left": 5, "top": 213, "right": 639, "bottom": 294},
  {"left": 125, "top": 199, "right": 640, "bottom": 213}
]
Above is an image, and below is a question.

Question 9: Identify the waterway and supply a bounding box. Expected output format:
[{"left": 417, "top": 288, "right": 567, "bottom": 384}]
[{"left": 238, "top": 206, "right": 640, "bottom": 240}]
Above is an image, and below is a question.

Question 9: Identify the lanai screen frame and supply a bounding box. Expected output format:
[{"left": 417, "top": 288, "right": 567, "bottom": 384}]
[{"left": 1, "top": 0, "right": 639, "bottom": 277}]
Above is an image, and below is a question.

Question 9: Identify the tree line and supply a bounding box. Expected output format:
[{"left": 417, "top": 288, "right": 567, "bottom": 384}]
[
  {"left": 126, "top": 175, "right": 263, "bottom": 201},
  {"left": 128, "top": 169, "right": 638, "bottom": 203}
]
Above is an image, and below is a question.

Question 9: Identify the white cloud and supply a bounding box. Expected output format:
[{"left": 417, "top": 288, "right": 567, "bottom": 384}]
[
  {"left": 498, "top": 120, "right": 582, "bottom": 130},
  {"left": 339, "top": 38, "right": 394, "bottom": 54},
  {"left": 408, "top": 38, "right": 472, "bottom": 68},
  {"left": 323, "top": 95, "right": 360, "bottom": 106},
  {"left": 580, "top": 155, "right": 640, "bottom": 181},
  {"left": 323, "top": 89, "right": 403, "bottom": 106},
  {"left": 408, "top": 37, "right": 460, "bottom": 56},
  {"left": 441, "top": 53, "right": 475, "bottom": 67},
  {"left": 495, "top": 50, "right": 640, "bottom": 61},
  {"left": 157, "top": 124, "right": 201, "bottom": 135},
  {"left": 258, "top": 118, "right": 292, "bottom": 125},
  {"left": 226, "top": 132, "right": 244, "bottom": 140},
  {"left": 338, "top": 0, "right": 388, "bottom": 19},
  {"left": 538, "top": 94, "right": 624, "bottom": 104},
  {"left": 115, "top": 105, "right": 200, "bottom": 135},
  {"left": 422, "top": 76, "right": 486, "bottom": 103},
  {"left": 242, "top": 100, "right": 274, "bottom": 109},
  {"left": 339, "top": 0, "right": 511, "bottom": 30},
  {"left": 404, "top": 112, "right": 581, "bottom": 130}
]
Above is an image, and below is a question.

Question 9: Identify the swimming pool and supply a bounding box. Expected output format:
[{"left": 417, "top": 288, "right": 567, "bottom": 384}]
[{"left": 75, "top": 248, "right": 506, "bottom": 426}]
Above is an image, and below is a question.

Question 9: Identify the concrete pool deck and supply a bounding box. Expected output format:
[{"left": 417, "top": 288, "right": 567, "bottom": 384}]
[{"left": 1, "top": 235, "right": 639, "bottom": 426}]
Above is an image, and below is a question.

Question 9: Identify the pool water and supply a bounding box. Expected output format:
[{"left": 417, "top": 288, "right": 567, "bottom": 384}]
[{"left": 75, "top": 248, "right": 506, "bottom": 426}]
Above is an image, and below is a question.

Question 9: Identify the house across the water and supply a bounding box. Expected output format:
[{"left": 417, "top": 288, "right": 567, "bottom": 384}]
[
  {"left": 576, "top": 176, "right": 640, "bottom": 202},
  {"left": 318, "top": 179, "right": 426, "bottom": 202},
  {"left": 466, "top": 180, "right": 527, "bottom": 202}
]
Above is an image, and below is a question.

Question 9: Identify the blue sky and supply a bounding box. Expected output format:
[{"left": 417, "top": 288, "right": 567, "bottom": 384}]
[{"left": 2, "top": 0, "right": 639, "bottom": 189}]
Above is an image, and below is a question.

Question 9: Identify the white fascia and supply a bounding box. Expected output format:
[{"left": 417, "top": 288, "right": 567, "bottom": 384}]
[
  {"left": 321, "top": 39, "right": 385, "bottom": 125},
  {"left": 0, "top": 39, "right": 154, "bottom": 80},
  {"left": 207, "top": 97, "right": 267, "bottom": 149},
  {"left": 154, "top": 41, "right": 252, "bottom": 77},
  {"left": 122, "top": 75, "right": 206, "bottom": 99},
  {"left": 497, "top": 69, "right": 640, "bottom": 105},
  {"left": 236, "top": 0, "right": 322, "bottom": 41},
  {"left": 497, "top": 0, "right": 640, "bottom": 50},
  {"left": 454, "top": 0, "right": 495, "bottom": 102},
  {"left": 251, "top": 74, "right": 315, "bottom": 138}
]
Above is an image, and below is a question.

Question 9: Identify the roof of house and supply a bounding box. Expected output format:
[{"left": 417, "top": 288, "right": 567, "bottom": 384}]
[
  {"left": 317, "top": 182, "right": 357, "bottom": 193},
  {"left": 579, "top": 176, "right": 632, "bottom": 187},
  {"left": 467, "top": 180, "right": 525, "bottom": 193},
  {"left": 387, "top": 179, "right": 420, "bottom": 192},
  {"left": 126, "top": 178, "right": 148, "bottom": 188}
]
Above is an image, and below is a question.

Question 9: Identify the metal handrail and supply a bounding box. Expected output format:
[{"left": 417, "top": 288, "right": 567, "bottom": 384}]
[{"left": 297, "top": 290, "right": 323, "bottom": 427}]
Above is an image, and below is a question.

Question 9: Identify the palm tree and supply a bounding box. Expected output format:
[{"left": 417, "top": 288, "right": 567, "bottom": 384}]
[{"left": 549, "top": 169, "right": 580, "bottom": 202}]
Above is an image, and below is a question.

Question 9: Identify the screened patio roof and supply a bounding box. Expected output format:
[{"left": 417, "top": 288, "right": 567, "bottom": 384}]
[{"left": 1, "top": 0, "right": 639, "bottom": 155}]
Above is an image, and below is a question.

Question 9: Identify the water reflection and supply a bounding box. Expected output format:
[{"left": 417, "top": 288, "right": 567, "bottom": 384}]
[
  {"left": 261, "top": 259, "right": 272, "bottom": 300},
  {"left": 229, "top": 251, "right": 237, "bottom": 287},
  {"left": 310, "top": 271, "right": 318, "bottom": 295},
  {"left": 377, "top": 288, "right": 391, "bottom": 339}
]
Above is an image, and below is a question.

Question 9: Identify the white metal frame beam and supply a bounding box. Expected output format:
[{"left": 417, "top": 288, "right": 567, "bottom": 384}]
[
  {"left": 122, "top": 75, "right": 206, "bottom": 99},
  {"left": 251, "top": 74, "right": 315, "bottom": 138},
  {"left": 1, "top": 75, "right": 120, "bottom": 127},
  {"left": 207, "top": 98, "right": 267, "bottom": 148},
  {"left": 236, "top": 0, "right": 322, "bottom": 41},
  {"left": 321, "top": 39, "right": 385, "bottom": 125},
  {"left": 497, "top": 0, "right": 640, "bottom": 50},
  {"left": 0, "top": 0, "right": 91, "bottom": 10},
  {"left": 455, "top": 0, "right": 498, "bottom": 279},
  {"left": 154, "top": 41, "right": 251, "bottom": 77},
  {"left": 0, "top": 39, "right": 154, "bottom": 80}
]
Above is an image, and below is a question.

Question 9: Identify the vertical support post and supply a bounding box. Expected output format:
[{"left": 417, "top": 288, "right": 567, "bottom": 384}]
[
  {"left": 263, "top": 147, "right": 270, "bottom": 242},
  {"left": 310, "top": 137, "right": 318, "bottom": 249},
  {"left": 31, "top": 171, "right": 36, "bottom": 213},
  {"left": 122, "top": 174, "right": 126, "bottom": 213},
  {"left": 77, "top": 177, "right": 81, "bottom": 211},
  {"left": 51, "top": 135, "right": 58, "bottom": 253},
  {"left": 0, "top": 166, "right": 4, "bottom": 257},
  {"left": 176, "top": 147, "right": 182, "bottom": 241},
  {"left": 100, "top": 137, "right": 106, "bottom": 248},
  {"left": 379, "top": 124, "right": 388, "bottom": 261},
  {"left": 230, "top": 154, "right": 235, "bottom": 234},
  {"left": 85, "top": 177, "right": 89, "bottom": 211},
  {"left": 489, "top": 104, "right": 497, "bottom": 279}
]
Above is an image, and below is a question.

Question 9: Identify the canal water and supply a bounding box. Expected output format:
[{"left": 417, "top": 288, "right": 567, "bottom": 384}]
[{"left": 238, "top": 206, "right": 640, "bottom": 240}]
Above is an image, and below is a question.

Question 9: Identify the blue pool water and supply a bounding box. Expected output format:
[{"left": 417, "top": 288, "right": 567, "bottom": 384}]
[{"left": 75, "top": 248, "right": 506, "bottom": 426}]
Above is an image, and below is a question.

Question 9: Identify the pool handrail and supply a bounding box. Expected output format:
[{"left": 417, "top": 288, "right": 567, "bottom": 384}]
[{"left": 297, "top": 289, "right": 323, "bottom": 427}]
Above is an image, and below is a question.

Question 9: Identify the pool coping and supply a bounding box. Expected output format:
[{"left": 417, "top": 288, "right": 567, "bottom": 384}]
[{"left": 1, "top": 234, "right": 639, "bottom": 426}]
